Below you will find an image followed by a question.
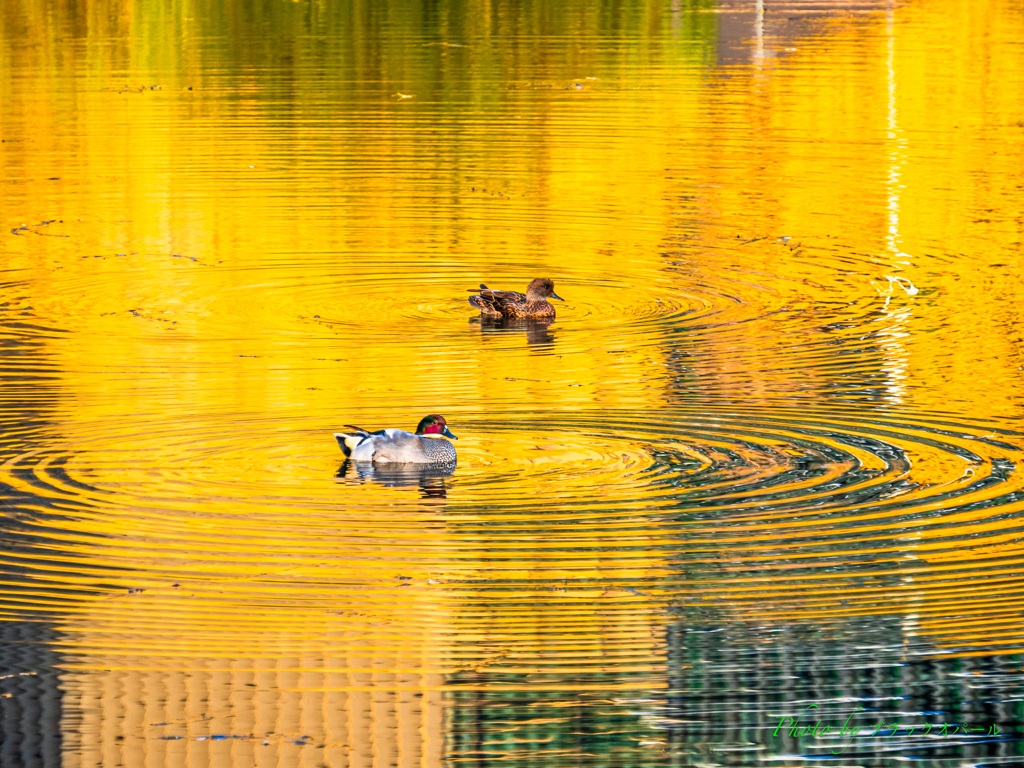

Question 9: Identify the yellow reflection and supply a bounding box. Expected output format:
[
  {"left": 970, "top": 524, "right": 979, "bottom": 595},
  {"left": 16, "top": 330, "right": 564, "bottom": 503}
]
[{"left": 2, "top": 0, "right": 1024, "bottom": 764}]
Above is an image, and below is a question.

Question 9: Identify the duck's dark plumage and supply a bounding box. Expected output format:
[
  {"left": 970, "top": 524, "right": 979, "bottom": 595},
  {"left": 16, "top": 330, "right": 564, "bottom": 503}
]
[{"left": 468, "top": 278, "right": 563, "bottom": 318}]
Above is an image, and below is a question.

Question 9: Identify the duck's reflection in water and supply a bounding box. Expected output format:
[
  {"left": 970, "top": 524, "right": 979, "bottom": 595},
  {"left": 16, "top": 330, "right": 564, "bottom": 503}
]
[
  {"left": 471, "top": 316, "right": 556, "bottom": 347},
  {"left": 335, "top": 460, "right": 455, "bottom": 499}
]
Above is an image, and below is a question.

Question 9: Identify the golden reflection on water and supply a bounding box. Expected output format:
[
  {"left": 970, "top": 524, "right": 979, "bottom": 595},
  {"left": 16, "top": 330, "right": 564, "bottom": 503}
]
[{"left": 3, "top": 0, "right": 1024, "bottom": 765}]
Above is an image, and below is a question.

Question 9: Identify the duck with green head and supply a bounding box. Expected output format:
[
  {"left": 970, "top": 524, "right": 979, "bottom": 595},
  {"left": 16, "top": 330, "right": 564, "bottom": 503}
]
[{"left": 334, "top": 414, "right": 458, "bottom": 463}]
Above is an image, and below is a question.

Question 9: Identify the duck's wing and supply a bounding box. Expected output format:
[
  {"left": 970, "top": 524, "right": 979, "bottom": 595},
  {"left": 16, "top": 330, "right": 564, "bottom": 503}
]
[
  {"left": 484, "top": 290, "right": 529, "bottom": 317},
  {"left": 352, "top": 429, "right": 421, "bottom": 462},
  {"left": 480, "top": 287, "right": 527, "bottom": 302},
  {"left": 467, "top": 284, "right": 527, "bottom": 302},
  {"left": 469, "top": 285, "right": 528, "bottom": 316}
]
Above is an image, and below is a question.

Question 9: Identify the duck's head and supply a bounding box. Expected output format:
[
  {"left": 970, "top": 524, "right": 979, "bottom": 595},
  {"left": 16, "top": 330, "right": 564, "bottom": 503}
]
[
  {"left": 526, "top": 277, "right": 563, "bottom": 302},
  {"left": 416, "top": 414, "right": 458, "bottom": 440}
]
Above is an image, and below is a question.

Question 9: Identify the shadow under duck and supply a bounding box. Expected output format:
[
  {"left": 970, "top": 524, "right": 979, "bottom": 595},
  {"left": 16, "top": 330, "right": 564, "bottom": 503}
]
[
  {"left": 336, "top": 460, "right": 455, "bottom": 498},
  {"left": 472, "top": 315, "right": 556, "bottom": 347}
]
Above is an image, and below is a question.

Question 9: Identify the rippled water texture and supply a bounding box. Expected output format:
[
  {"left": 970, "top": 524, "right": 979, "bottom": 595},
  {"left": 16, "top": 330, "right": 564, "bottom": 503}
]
[{"left": 3, "top": 0, "right": 1024, "bottom": 766}]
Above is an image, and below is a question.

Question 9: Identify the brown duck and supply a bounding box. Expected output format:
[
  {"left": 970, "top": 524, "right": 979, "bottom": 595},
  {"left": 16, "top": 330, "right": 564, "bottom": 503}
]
[{"left": 468, "top": 278, "right": 564, "bottom": 318}]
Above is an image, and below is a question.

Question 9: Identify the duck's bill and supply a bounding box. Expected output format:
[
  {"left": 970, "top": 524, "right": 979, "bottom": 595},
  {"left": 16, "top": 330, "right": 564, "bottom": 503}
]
[
  {"left": 443, "top": 428, "right": 458, "bottom": 440},
  {"left": 551, "top": 292, "right": 564, "bottom": 301}
]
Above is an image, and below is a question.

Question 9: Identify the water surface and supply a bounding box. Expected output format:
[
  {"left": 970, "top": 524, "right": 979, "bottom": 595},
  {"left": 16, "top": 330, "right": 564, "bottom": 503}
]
[{"left": 2, "top": 0, "right": 1024, "bottom": 766}]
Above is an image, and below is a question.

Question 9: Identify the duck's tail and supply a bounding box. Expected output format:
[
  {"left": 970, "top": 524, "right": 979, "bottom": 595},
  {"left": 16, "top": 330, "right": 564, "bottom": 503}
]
[{"left": 334, "top": 425, "right": 370, "bottom": 457}]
